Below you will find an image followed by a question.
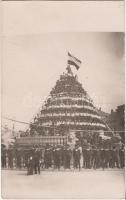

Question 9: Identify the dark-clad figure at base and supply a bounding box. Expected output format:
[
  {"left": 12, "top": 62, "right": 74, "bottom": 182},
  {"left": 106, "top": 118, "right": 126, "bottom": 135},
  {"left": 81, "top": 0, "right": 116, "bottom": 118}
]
[
  {"left": 108, "top": 147, "right": 113, "bottom": 168},
  {"left": 44, "top": 145, "right": 52, "bottom": 169},
  {"left": 112, "top": 147, "right": 120, "bottom": 168},
  {"left": 85, "top": 146, "right": 91, "bottom": 169},
  {"left": 104, "top": 148, "right": 110, "bottom": 168},
  {"left": 1, "top": 150, "right": 6, "bottom": 168},
  {"left": 33, "top": 148, "right": 41, "bottom": 174},
  {"left": 53, "top": 146, "right": 61, "bottom": 170},
  {"left": 64, "top": 145, "right": 72, "bottom": 169},
  {"left": 100, "top": 148, "right": 106, "bottom": 170},
  {"left": 119, "top": 146, "right": 125, "bottom": 168},
  {"left": 27, "top": 156, "right": 34, "bottom": 175},
  {"left": 93, "top": 147, "right": 100, "bottom": 169},
  {"left": 73, "top": 144, "right": 81, "bottom": 170}
]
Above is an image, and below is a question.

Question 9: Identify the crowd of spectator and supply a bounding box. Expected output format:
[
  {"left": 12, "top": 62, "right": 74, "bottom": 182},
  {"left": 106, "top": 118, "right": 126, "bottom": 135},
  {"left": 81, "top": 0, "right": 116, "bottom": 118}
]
[{"left": 1, "top": 137, "right": 124, "bottom": 172}]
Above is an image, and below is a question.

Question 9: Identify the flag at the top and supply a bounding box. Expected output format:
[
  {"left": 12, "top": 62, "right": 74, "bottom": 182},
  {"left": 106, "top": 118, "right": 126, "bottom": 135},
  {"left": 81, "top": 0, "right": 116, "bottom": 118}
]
[{"left": 68, "top": 52, "right": 81, "bottom": 70}]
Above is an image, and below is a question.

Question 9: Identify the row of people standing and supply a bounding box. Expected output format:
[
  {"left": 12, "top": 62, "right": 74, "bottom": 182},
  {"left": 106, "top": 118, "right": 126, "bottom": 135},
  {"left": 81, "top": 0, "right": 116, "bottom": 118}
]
[
  {"left": 44, "top": 144, "right": 72, "bottom": 169},
  {"left": 1, "top": 144, "right": 125, "bottom": 170},
  {"left": 82, "top": 146, "right": 124, "bottom": 169},
  {"left": 43, "top": 144, "right": 124, "bottom": 170}
]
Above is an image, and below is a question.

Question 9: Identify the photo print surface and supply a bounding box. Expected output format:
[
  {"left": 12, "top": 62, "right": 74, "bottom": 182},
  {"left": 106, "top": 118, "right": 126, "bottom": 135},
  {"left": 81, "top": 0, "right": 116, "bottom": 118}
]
[{"left": 1, "top": 1, "right": 125, "bottom": 199}]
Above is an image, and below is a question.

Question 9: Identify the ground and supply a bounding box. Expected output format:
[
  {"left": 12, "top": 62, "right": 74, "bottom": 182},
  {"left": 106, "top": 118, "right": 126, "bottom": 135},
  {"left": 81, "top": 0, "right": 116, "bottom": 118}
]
[{"left": 1, "top": 169, "right": 125, "bottom": 199}]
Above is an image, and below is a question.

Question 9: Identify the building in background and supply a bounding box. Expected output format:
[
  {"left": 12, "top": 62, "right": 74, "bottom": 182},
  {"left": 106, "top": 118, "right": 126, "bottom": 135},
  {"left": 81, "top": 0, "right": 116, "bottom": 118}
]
[
  {"left": 106, "top": 104, "right": 125, "bottom": 141},
  {"left": 106, "top": 104, "right": 125, "bottom": 131}
]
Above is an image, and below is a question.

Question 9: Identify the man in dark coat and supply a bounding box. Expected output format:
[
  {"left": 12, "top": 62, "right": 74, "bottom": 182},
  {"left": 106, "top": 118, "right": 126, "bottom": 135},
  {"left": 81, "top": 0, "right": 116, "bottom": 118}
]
[
  {"left": 8, "top": 150, "right": 13, "bottom": 169},
  {"left": 27, "top": 156, "right": 34, "bottom": 175},
  {"left": 1, "top": 150, "right": 6, "bottom": 168},
  {"left": 112, "top": 147, "right": 120, "bottom": 168},
  {"left": 54, "top": 145, "right": 61, "bottom": 170},
  {"left": 44, "top": 145, "right": 52, "bottom": 169},
  {"left": 73, "top": 144, "right": 81, "bottom": 170},
  {"left": 65, "top": 145, "right": 72, "bottom": 169},
  {"left": 119, "top": 146, "right": 124, "bottom": 168},
  {"left": 93, "top": 147, "right": 97, "bottom": 169},
  {"left": 82, "top": 145, "right": 88, "bottom": 169},
  {"left": 100, "top": 148, "right": 106, "bottom": 170},
  {"left": 33, "top": 148, "right": 41, "bottom": 174},
  {"left": 62, "top": 145, "right": 67, "bottom": 169},
  {"left": 108, "top": 147, "right": 113, "bottom": 168},
  {"left": 94, "top": 147, "right": 101, "bottom": 169}
]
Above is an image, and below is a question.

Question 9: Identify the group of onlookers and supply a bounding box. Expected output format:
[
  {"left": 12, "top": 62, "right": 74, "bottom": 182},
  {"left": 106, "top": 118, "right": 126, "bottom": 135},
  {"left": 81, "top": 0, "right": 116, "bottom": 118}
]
[{"left": 1, "top": 143, "right": 125, "bottom": 175}]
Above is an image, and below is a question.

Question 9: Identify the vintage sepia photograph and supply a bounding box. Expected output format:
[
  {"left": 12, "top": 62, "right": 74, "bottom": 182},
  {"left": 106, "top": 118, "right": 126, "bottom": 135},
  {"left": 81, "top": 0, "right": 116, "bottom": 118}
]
[{"left": 1, "top": 1, "right": 125, "bottom": 200}]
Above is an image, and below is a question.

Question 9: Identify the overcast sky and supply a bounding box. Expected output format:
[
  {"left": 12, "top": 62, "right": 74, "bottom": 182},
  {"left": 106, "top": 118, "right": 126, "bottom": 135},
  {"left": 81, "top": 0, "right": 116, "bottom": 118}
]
[{"left": 2, "top": 2, "right": 124, "bottom": 131}]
